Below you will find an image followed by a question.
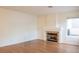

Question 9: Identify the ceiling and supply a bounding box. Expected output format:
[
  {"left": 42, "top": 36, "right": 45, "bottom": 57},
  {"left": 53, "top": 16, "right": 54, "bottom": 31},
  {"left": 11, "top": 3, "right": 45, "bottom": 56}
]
[{"left": 1, "top": 6, "right": 79, "bottom": 15}]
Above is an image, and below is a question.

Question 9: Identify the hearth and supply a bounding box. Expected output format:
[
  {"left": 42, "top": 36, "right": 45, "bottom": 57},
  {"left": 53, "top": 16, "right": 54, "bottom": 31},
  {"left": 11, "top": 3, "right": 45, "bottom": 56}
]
[{"left": 46, "top": 31, "right": 58, "bottom": 42}]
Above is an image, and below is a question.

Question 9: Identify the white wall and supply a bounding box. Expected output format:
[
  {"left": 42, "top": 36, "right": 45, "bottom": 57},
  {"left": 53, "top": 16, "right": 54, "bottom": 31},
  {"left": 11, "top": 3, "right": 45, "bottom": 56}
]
[
  {"left": 37, "top": 16, "right": 46, "bottom": 40},
  {"left": 0, "top": 8, "right": 38, "bottom": 47},
  {"left": 37, "top": 14, "right": 59, "bottom": 40}
]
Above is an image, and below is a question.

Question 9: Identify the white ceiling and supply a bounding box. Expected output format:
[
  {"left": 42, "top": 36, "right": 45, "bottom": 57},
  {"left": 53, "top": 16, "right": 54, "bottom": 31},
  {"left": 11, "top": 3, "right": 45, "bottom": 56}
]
[{"left": 1, "top": 6, "right": 79, "bottom": 15}]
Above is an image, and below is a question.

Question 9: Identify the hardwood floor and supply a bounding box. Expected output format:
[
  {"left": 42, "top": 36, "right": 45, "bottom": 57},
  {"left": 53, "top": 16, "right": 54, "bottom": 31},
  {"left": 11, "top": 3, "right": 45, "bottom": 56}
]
[{"left": 0, "top": 39, "right": 79, "bottom": 53}]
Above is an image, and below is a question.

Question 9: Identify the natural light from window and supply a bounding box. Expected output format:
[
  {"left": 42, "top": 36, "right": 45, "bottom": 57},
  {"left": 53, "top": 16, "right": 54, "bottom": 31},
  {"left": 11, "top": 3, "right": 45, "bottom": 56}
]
[{"left": 67, "top": 18, "right": 79, "bottom": 36}]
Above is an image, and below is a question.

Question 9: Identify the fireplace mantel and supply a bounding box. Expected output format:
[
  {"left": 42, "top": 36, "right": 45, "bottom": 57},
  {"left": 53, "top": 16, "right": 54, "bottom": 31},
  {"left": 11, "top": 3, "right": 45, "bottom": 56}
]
[{"left": 46, "top": 31, "right": 59, "bottom": 34}]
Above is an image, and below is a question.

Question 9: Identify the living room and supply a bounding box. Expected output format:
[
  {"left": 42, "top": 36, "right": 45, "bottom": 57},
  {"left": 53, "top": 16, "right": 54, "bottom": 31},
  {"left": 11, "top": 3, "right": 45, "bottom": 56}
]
[{"left": 0, "top": 6, "right": 79, "bottom": 52}]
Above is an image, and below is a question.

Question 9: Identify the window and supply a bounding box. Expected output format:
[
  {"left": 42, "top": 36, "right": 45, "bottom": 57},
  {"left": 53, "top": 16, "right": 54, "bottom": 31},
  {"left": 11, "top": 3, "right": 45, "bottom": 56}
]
[{"left": 67, "top": 18, "right": 79, "bottom": 36}]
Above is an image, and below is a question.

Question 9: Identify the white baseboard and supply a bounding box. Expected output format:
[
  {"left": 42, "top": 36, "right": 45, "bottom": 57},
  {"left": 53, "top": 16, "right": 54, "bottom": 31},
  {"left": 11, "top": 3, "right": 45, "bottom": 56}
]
[{"left": 0, "top": 37, "right": 36, "bottom": 47}]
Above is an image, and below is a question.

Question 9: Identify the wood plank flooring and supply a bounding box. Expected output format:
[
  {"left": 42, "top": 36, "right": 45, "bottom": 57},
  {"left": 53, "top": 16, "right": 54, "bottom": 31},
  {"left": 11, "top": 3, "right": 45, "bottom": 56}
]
[{"left": 0, "top": 39, "right": 79, "bottom": 53}]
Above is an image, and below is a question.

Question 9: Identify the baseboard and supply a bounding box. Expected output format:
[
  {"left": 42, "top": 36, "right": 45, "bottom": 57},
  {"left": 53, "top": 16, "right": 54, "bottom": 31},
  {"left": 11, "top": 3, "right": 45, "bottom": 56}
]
[
  {"left": 62, "top": 41, "right": 79, "bottom": 45},
  {"left": 0, "top": 38, "right": 36, "bottom": 47}
]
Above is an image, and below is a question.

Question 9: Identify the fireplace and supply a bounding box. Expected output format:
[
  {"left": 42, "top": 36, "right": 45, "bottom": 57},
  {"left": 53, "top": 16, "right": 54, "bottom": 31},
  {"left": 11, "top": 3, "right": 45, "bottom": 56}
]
[{"left": 46, "top": 31, "right": 58, "bottom": 42}]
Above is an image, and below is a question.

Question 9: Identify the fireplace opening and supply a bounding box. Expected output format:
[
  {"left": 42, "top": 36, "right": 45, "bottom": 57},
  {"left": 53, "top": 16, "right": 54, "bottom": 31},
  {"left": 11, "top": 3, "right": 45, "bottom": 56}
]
[{"left": 46, "top": 31, "right": 58, "bottom": 42}]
